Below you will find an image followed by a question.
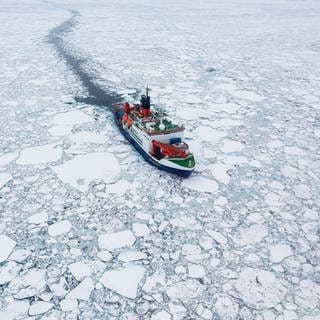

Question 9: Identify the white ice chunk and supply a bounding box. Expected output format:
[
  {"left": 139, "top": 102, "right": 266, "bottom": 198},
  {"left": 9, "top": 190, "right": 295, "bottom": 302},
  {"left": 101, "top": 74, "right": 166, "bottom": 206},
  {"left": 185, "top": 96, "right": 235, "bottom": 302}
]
[
  {"left": 48, "top": 220, "right": 72, "bottom": 237},
  {"left": 69, "top": 131, "right": 106, "bottom": 144},
  {"left": 0, "top": 261, "right": 22, "bottom": 285},
  {"left": 0, "top": 301, "right": 29, "bottom": 320},
  {"left": 269, "top": 244, "right": 293, "bottom": 263},
  {"left": 52, "top": 152, "right": 120, "bottom": 192},
  {"left": 9, "top": 269, "right": 46, "bottom": 299},
  {"left": 105, "top": 180, "right": 131, "bottom": 196},
  {"left": 233, "top": 268, "right": 287, "bottom": 309},
  {"left": 0, "top": 235, "right": 16, "bottom": 263},
  {"left": 151, "top": 311, "right": 171, "bottom": 320},
  {"left": 132, "top": 223, "right": 151, "bottom": 237},
  {"left": 28, "top": 301, "right": 54, "bottom": 316},
  {"left": 206, "top": 230, "right": 228, "bottom": 245},
  {"left": 9, "top": 249, "right": 31, "bottom": 262},
  {"left": 28, "top": 212, "right": 48, "bottom": 224},
  {"left": 100, "top": 266, "right": 145, "bottom": 299},
  {"left": 68, "top": 262, "right": 91, "bottom": 281},
  {"left": 98, "top": 230, "right": 135, "bottom": 250},
  {"left": 16, "top": 144, "right": 62, "bottom": 165},
  {"left": 60, "top": 299, "right": 78, "bottom": 312},
  {"left": 97, "top": 250, "right": 113, "bottom": 262},
  {"left": 293, "top": 184, "right": 312, "bottom": 199},
  {"left": 194, "top": 126, "right": 226, "bottom": 142},
  {"left": 48, "top": 125, "right": 72, "bottom": 136},
  {"left": 230, "top": 90, "right": 264, "bottom": 102},
  {"left": 0, "top": 152, "right": 18, "bottom": 167},
  {"left": 65, "top": 277, "right": 94, "bottom": 301},
  {"left": 209, "top": 163, "right": 233, "bottom": 184},
  {"left": 220, "top": 139, "right": 244, "bottom": 153},
  {"left": 188, "top": 264, "right": 206, "bottom": 278},
  {"left": 0, "top": 172, "right": 12, "bottom": 189},
  {"left": 182, "top": 176, "right": 218, "bottom": 193},
  {"left": 215, "top": 294, "right": 239, "bottom": 320},
  {"left": 118, "top": 251, "right": 147, "bottom": 262},
  {"left": 236, "top": 224, "right": 268, "bottom": 245},
  {"left": 51, "top": 110, "right": 94, "bottom": 126}
]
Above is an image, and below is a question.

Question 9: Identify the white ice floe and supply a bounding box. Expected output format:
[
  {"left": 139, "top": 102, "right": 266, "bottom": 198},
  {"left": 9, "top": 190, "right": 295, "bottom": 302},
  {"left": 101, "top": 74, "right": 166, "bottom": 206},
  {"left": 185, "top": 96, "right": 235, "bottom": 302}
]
[
  {"left": 105, "top": 180, "right": 131, "bottom": 196},
  {"left": 9, "top": 249, "right": 31, "bottom": 262},
  {"left": 166, "top": 279, "right": 204, "bottom": 300},
  {"left": 28, "top": 301, "right": 54, "bottom": 316},
  {"left": 233, "top": 268, "right": 287, "bottom": 309},
  {"left": 69, "top": 131, "right": 106, "bottom": 144},
  {"left": 230, "top": 90, "right": 264, "bottom": 102},
  {"left": 188, "top": 264, "right": 206, "bottom": 278},
  {"left": 236, "top": 224, "right": 268, "bottom": 246},
  {"left": 293, "top": 184, "right": 312, "bottom": 199},
  {"left": 0, "top": 152, "right": 18, "bottom": 167},
  {"left": 52, "top": 152, "right": 120, "bottom": 191},
  {"left": 182, "top": 176, "right": 218, "bottom": 193},
  {"left": 98, "top": 230, "right": 135, "bottom": 250},
  {"left": 100, "top": 266, "right": 145, "bottom": 299},
  {"left": 60, "top": 299, "right": 78, "bottom": 312},
  {"left": 194, "top": 126, "right": 226, "bottom": 142},
  {"left": 9, "top": 269, "right": 46, "bottom": 299},
  {"left": 132, "top": 223, "right": 151, "bottom": 237},
  {"left": 206, "top": 230, "right": 228, "bottom": 245},
  {"left": 269, "top": 244, "right": 293, "bottom": 263},
  {"left": 65, "top": 277, "right": 94, "bottom": 301},
  {"left": 28, "top": 212, "right": 48, "bottom": 224},
  {"left": 170, "top": 215, "right": 201, "bottom": 230},
  {"left": 97, "top": 250, "right": 113, "bottom": 262},
  {"left": 48, "top": 220, "right": 72, "bottom": 237},
  {"left": 48, "top": 125, "right": 72, "bottom": 136},
  {"left": 0, "top": 261, "right": 22, "bottom": 285},
  {"left": 294, "top": 279, "right": 320, "bottom": 311},
  {"left": 208, "top": 163, "right": 233, "bottom": 184},
  {"left": 0, "top": 235, "right": 16, "bottom": 263},
  {"left": 16, "top": 144, "right": 62, "bottom": 165},
  {"left": 215, "top": 294, "right": 239, "bottom": 320},
  {"left": 0, "top": 301, "right": 29, "bottom": 320},
  {"left": 118, "top": 251, "right": 147, "bottom": 262},
  {"left": 151, "top": 311, "right": 171, "bottom": 320},
  {"left": 0, "top": 172, "right": 12, "bottom": 189},
  {"left": 68, "top": 261, "right": 91, "bottom": 281},
  {"left": 51, "top": 110, "right": 94, "bottom": 126},
  {"left": 220, "top": 139, "right": 244, "bottom": 153}
]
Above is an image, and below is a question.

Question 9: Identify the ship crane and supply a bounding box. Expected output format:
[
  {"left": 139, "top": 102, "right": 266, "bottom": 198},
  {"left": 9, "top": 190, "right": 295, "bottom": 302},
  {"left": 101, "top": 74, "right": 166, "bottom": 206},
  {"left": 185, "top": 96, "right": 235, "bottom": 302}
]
[{"left": 152, "top": 140, "right": 187, "bottom": 158}]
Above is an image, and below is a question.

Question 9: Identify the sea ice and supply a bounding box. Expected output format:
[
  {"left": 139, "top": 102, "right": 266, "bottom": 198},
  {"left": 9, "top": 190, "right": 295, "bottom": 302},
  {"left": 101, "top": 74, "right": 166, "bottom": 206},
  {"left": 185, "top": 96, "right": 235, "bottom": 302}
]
[
  {"left": 206, "top": 230, "right": 228, "bottom": 245},
  {"left": 0, "top": 152, "right": 18, "bottom": 167},
  {"left": 0, "top": 301, "right": 29, "bottom": 320},
  {"left": 220, "top": 139, "right": 244, "bottom": 153},
  {"left": 0, "top": 235, "right": 16, "bottom": 263},
  {"left": 194, "top": 126, "right": 226, "bottom": 142},
  {"left": 48, "top": 125, "right": 72, "bottom": 136},
  {"left": 28, "top": 212, "right": 48, "bottom": 224},
  {"left": 60, "top": 299, "right": 78, "bottom": 312},
  {"left": 52, "top": 152, "right": 121, "bottom": 191},
  {"left": 51, "top": 110, "right": 94, "bottom": 126},
  {"left": 28, "top": 301, "right": 54, "bottom": 316},
  {"left": 132, "top": 223, "right": 151, "bottom": 237},
  {"left": 293, "top": 184, "right": 312, "bottom": 200},
  {"left": 100, "top": 266, "right": 145, "bottom": 299},
  {"left": 0, "top": 261, "right": 22, "bottom": 285},
  {"left": 269, "top": 244, "right": 293, "bottom": 263},
  {"left": 151, "top": 311, "right": 171, "bottom": 320},
  {"left": 16, "top": 144, "right": 62, "bottom": 165},
  {"left": 209, "top": 163, "right": 233, "bottom": 184},
  {"left": 69, "top": 131, "right": 106, "bottom": 144},
  {"left": 233, "top": 268, "right": 287, "bottom": 309},
  {"left": 65, "top": 277, "right": 94, "bottom": 301},
  {"left": 48, "top": 220, "right": 72, "bottom": 237},
  {"left": 105, "top": 180, "right": 131, "bottom": 196},
  {"left": 188, "top": 264, "right": 206, "bottom": 278},
  {"left": 118, "top": 251, "right": 147, "bottom": 262},
  {"left": 68, "top": 261, "right": 91, "bottom": 281},
  {"left": 215, "top": 294, "right": 239, "bottom": 320},
  {"left": 182, "top": 176, "right": 218, "bottom": 193},
  {"left": 98, "top": 230, "right": 135, "bottom": 250},
  {"left": 0, "top": 172, "right": 12, "bottom": 189}
]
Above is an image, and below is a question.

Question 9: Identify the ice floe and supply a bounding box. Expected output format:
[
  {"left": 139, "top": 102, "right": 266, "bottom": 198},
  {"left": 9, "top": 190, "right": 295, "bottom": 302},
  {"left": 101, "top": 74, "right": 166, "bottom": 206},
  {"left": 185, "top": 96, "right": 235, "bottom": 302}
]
[
  {"left": 51, "top": 110, "right": 94, "bottom": 126},
  {"left": 0, "top": 172, "right": 12, "bottom": 189},
  {"left": 48, "top": 220, "right": 72, "bottom": 237},
  {"left": 68, "top": 261, "right": 91, "bottom": 281},
  {"left": 65, "top": 277, "right": 94, "bottom": 301},
  {"left": 52, "top": 152, "right": 121, "bottom": 191},
  {"left": 269, "top": 244, "right": 293, "bottom": 263},
  {"left": 100, "top": 266, "right": 145, "bottom": 299},
  {"left": 28, "top": 301, "right": 54, "bottom": 316},
  {"left": 182, "top": 176, "right": 218, "bottom": 193},
  {"left": 69, "top": 131, "right": 106, "bottom": 144},
  {"left": 98, "top": 230, "right": 135, "bottom": 250},
  {"left": 16, "top": 144, "right": 62, "bottom": 165},
  {"left": 0, "top": 235, "right": 16, "bottom": 263}
]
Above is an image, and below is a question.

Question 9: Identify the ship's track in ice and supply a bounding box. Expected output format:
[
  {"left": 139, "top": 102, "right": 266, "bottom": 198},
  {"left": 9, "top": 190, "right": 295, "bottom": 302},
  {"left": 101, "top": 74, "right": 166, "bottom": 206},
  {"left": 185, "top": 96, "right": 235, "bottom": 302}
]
[{"left": 47, "top": 7, "right": 121, "bottom": 109}]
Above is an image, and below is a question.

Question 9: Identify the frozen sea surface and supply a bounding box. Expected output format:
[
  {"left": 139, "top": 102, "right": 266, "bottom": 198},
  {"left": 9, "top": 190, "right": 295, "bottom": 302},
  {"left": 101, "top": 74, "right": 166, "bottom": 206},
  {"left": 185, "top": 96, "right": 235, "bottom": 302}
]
[{"left": 0, "top": 0, "right": 320, "bottom": 319}]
